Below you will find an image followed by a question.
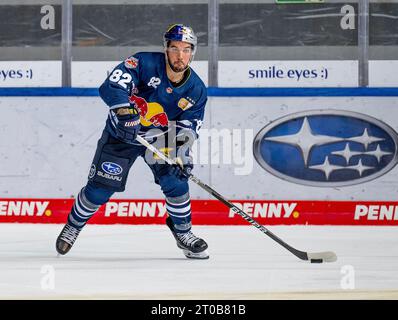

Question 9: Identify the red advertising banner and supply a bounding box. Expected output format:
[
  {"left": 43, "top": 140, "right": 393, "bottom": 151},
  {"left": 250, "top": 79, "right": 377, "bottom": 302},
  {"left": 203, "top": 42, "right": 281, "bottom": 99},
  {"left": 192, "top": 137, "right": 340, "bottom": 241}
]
[{"left": 0, "top": 198, "right": 398, "bottom": 225}]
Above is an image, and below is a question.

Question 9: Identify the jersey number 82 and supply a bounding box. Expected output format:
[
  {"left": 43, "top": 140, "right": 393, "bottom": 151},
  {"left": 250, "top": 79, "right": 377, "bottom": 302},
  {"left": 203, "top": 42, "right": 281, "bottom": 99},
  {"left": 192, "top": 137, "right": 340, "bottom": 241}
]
[{"left": 109, "top": 69, "right": 132, "bottom": 89}]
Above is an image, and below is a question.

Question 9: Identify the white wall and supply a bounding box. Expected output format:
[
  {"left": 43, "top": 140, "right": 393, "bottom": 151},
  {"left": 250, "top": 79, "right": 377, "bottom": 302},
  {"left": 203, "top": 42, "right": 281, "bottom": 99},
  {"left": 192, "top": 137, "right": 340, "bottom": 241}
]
[
  {"left": 0, "top": 96, "right": 210, "bottom": 199},
  {"left": 1, "top": 96, "right": 398, "bottom": 201}
]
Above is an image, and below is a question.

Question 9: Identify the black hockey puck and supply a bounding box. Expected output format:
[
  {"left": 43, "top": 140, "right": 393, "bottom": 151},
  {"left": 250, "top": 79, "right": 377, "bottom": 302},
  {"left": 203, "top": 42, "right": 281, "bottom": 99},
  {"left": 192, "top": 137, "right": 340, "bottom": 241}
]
[{"left": 310, "top": 259, "right": 323, "bottom": 263}]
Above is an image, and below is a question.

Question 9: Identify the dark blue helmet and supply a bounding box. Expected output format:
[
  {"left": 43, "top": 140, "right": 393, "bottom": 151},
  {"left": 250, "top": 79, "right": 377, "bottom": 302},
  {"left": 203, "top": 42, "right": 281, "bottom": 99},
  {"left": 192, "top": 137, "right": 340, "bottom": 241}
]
[{"left": 163, "top": 24, "right": 197, "bottom": 55}]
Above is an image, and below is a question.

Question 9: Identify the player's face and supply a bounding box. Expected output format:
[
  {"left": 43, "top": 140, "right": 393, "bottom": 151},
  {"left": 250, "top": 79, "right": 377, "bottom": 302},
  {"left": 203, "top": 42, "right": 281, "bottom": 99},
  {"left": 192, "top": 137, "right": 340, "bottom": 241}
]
[{"left": 166, "top": 41, "right": 193, "bottom": 73}]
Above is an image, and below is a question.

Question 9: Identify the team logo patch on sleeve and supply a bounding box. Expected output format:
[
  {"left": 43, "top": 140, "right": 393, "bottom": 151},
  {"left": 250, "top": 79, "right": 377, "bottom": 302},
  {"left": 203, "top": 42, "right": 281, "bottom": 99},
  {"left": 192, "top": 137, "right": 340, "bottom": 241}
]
[
  {"left": 124, "top": 56, "right": 139, "bottom": 69},
  {"left": 178, "top": 98, "right": 194, "bottom": 111}
]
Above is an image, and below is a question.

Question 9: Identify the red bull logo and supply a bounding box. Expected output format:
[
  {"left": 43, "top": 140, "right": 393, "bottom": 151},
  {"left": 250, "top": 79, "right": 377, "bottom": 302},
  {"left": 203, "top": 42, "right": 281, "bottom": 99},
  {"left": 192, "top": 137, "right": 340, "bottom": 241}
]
[
  {"left": 124, "top": 57, "right": 139, "bottom": 69},
  {"left": 129, "top": 95, "right": 169, "bottom": 127}
]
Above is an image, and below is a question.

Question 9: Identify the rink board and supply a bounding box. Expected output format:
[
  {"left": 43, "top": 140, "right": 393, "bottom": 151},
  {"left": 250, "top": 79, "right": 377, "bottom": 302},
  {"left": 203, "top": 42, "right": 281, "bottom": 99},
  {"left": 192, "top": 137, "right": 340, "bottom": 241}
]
[
  {"left": 4, "top": 60, "right": 398, "bottom": 87},
  {"left": 1, "top": 95, "right": 398, "bottom": 226},
  {"left": 0, "top": 198, "right": 398, "bottom": 225}
]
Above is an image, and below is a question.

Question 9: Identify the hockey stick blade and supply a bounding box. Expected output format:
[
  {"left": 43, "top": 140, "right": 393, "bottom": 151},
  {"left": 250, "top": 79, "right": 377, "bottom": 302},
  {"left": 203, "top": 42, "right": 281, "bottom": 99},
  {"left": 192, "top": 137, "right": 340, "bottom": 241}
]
[
  {"left": 247, "top": 217, "right": 337, "bottom": 263},
  {"left": 135, "top": 135, "right": 337, "bottom": 263},
  {"left": 209, "top": 193, "right": 338, "bottom": 263},
  {"left": 307, "top": 251, "right": 338, "bottom": 263}
]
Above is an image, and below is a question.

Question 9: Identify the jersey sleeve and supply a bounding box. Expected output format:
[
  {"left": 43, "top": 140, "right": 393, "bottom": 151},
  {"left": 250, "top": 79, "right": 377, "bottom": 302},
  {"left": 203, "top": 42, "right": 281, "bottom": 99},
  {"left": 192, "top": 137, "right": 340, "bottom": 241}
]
[
  {"left": 98, "top": 54, "right": 141, "bottom": 110},
  {"left": 176, "top": 85, "right": 207, "bottom": 139}
]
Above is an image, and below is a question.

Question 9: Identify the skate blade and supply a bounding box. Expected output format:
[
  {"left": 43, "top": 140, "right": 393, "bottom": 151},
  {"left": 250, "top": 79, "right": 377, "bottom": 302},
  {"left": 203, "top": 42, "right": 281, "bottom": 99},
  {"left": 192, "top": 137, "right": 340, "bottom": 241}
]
[{"left": 182, "top": 249, "right": 209, "bottom": 259}]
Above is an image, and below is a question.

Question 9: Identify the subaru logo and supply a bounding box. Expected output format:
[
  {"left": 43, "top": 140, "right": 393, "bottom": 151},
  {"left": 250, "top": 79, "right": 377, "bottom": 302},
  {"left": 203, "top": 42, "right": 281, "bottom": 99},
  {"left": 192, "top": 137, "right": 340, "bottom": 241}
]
[
  {"left": 253, "top": 110, "right": 398, "bottom": 187},
  {"left": 101, "top": 162, "right": 123, "bottom": 176}
]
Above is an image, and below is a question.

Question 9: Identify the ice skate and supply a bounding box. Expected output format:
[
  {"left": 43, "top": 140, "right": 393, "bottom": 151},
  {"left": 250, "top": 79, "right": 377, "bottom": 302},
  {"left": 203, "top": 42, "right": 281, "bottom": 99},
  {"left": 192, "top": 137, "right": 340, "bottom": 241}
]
[
  {"left": 56, "top": 223, "right": 81, "bottom": 255},
  {"left": 166, "top": 217, "right": 209, "bottom": 259}
]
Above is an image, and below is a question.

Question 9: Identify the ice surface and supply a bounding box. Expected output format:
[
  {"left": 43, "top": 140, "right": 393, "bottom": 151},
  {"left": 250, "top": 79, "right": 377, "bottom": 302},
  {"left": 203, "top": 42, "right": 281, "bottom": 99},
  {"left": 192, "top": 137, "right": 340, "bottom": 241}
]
[{"left": 0, "top": 223, "right": 397, "bottom": 299}]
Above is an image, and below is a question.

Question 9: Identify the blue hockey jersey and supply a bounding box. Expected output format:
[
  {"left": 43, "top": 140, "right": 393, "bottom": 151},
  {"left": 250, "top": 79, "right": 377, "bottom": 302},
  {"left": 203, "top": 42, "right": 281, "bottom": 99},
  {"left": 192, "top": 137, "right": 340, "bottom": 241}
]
[{"left": 99, "top": 52, "right": 207, "bottom": 144}]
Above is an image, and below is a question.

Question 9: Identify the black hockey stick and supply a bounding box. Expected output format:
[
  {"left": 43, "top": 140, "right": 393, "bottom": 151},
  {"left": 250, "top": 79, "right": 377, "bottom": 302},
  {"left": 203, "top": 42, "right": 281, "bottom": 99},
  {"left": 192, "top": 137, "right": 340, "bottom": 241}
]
[{"left": 137, "top": 135, "right": 337, "bottom": 263}]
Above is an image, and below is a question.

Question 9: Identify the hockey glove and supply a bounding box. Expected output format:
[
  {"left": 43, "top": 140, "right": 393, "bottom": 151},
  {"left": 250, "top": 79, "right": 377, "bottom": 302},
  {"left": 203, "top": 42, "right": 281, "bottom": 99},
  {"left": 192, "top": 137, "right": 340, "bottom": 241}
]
[
  {"left": 170, "top": 156, "right": 193, "bottom": 181},
  {"left": 115, "top": 107, "right": 141, "bottom": 144},
  {"left": 169, "top": 129, "right": 195, "bottom": 181}
]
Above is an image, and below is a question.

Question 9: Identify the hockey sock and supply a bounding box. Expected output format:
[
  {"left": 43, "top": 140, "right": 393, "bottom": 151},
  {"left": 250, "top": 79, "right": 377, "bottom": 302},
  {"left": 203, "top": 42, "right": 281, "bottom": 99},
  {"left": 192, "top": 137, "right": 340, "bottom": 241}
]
[
  {"left": 67, "top": 187, "right": 102, "bottom": 230},
  {"left": 165, "top": 193, "right": 192, "bottom": 233}
]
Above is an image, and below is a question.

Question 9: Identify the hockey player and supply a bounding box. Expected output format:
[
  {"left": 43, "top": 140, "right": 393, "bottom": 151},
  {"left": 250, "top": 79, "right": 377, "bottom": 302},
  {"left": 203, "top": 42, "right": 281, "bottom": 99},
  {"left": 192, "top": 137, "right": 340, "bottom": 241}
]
[{"left": 56, "top": 24, "right": 209, "bottom": 259}]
